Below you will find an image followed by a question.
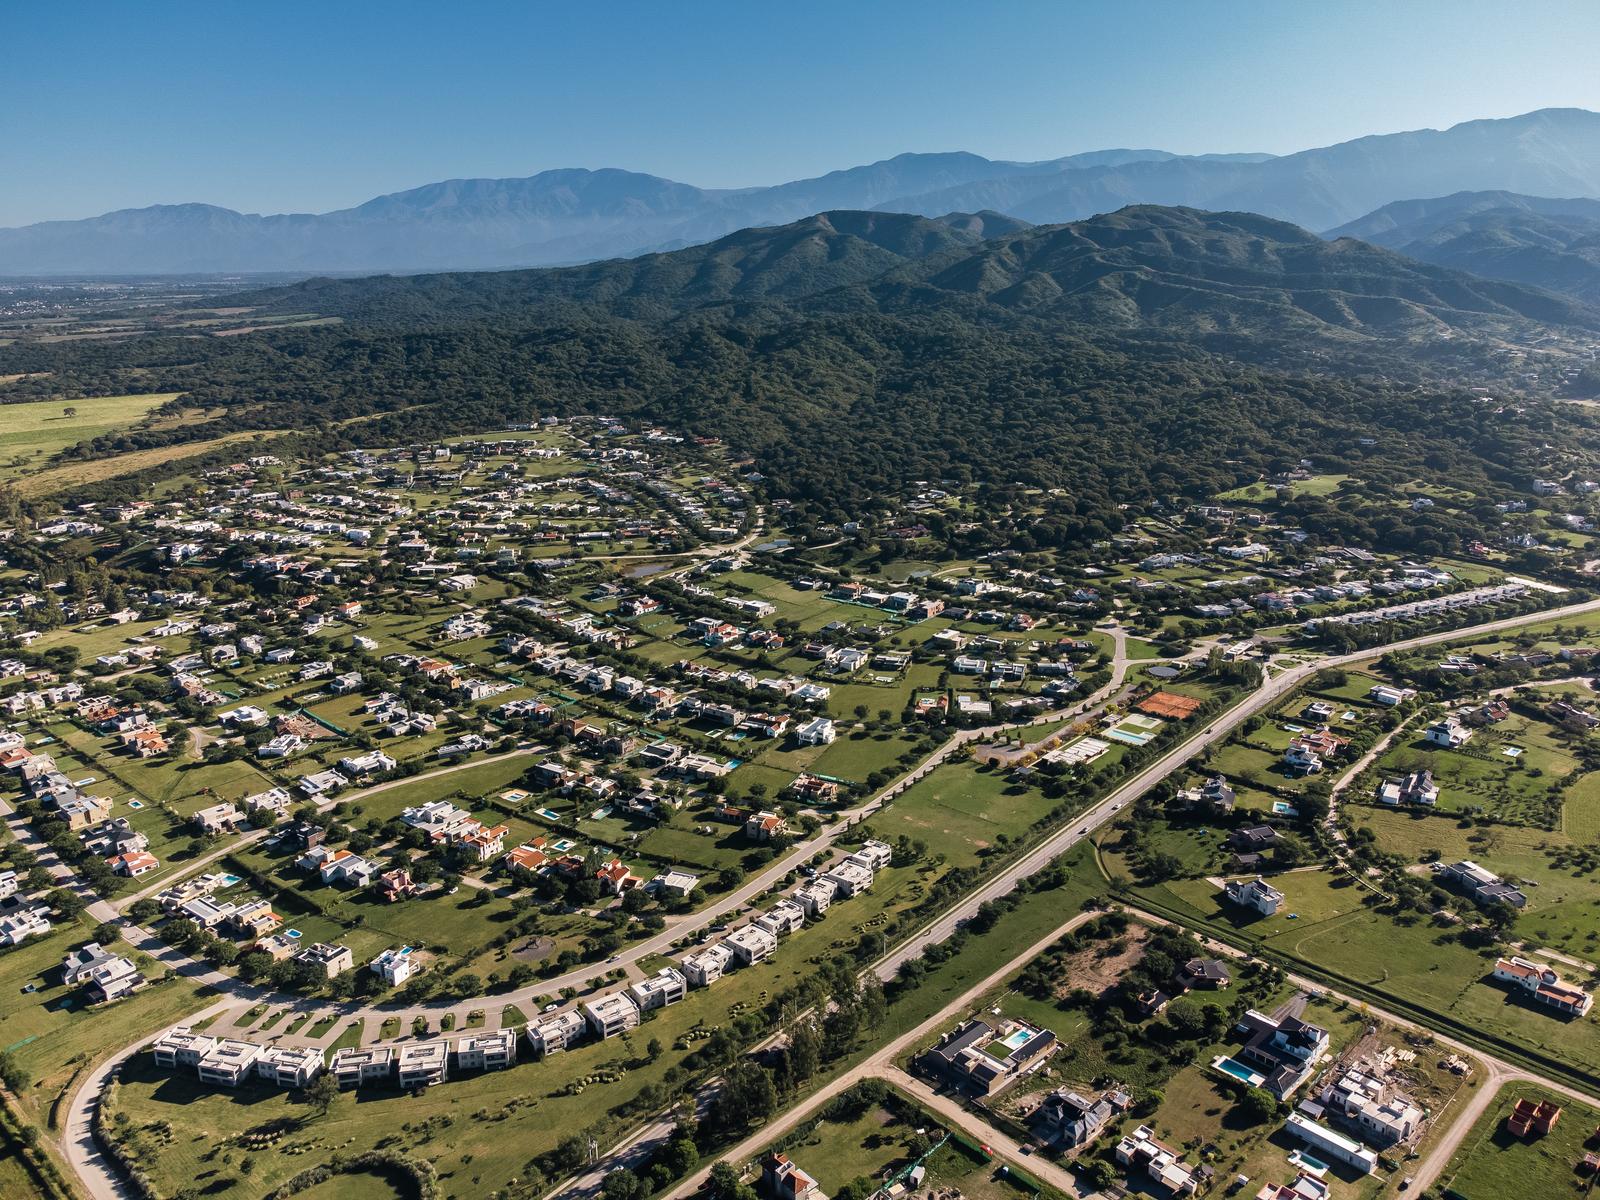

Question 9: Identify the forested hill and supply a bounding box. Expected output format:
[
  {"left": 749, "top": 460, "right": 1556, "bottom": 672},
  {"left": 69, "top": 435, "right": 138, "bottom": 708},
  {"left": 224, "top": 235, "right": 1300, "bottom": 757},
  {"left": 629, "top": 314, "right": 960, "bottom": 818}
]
[
  {"left": 5, "top": 205, "right": 1598, "bottom": 547},
  {"left": 229, "top": 205, "right": 1600, "bottom": 342},
  {"left": 1329, "top": 191, "right": 1600, "bottom": 305},
  {"left": 223, "top": 210, "right": 1032, "bottom": 325},
  {"left": 851, "top": 206, "right": 1600, "bottom": 337}
]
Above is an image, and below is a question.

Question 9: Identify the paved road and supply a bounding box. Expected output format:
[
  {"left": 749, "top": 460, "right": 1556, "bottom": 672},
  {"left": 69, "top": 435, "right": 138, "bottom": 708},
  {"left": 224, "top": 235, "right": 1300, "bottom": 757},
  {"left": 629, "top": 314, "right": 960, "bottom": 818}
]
[
  {"left": 1125, "top": 903, "right": 1600, "bottom": 1197},
  {"left": 654, "top": 911, "right": 1104, "bottom": 1200},
  {"left": 57, "top": 595, "right": 1600, "bottom": 1199},
  {"left": 880, "top": 1067, "right": 1090, "bottom": 1198}
]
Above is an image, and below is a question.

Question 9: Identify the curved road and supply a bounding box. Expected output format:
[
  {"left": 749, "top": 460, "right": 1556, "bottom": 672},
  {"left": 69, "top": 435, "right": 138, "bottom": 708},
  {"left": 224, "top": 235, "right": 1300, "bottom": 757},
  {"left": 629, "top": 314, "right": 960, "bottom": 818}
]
[{"left": 57, "top": 596, "right": 1600, "bottom": 1198}]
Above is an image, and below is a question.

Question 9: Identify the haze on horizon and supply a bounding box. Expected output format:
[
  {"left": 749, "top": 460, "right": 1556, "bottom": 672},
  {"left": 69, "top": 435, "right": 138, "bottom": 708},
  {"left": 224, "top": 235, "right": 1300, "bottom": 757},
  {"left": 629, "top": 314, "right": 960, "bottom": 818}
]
[{"left": 7, "top": 0, "right": 1600, "bottom": 229}]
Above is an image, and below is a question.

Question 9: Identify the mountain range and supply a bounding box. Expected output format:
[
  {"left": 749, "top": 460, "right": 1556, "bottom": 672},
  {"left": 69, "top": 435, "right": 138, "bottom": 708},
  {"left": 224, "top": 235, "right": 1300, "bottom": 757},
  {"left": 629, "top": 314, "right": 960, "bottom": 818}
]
[
  {"left": 8, "top": 108, "right": 1600, "bottom": 276},
  {"left": 234, "top": 205, "right": 1600, "bottom": 343},
  {"left": 1328, "top": 190, "right": 1600, "bottom": 304}
]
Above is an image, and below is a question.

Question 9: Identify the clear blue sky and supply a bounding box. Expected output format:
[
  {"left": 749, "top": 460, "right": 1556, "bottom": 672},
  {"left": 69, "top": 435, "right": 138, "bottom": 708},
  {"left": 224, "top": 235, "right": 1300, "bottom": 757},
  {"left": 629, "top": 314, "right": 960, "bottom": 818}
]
[{"left": 6, "top": 0, "right": 1600, "bottom": 227}]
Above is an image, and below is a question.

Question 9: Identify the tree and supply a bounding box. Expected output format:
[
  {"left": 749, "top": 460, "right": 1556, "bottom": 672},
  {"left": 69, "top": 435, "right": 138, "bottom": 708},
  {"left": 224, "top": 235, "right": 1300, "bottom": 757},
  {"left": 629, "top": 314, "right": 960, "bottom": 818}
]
[
  {"left": 602, "top": 1167, "right": 647, "bottom": 1200},
  {"left": 304, "top": 1072, "right": 338, "bottom": 1116},
  {"left": 1236, "top": 1086, "right": 1280, "bottom": 1123},
  {"left": 0, "top": 1050, "right": 27, "bottom": 1092}
]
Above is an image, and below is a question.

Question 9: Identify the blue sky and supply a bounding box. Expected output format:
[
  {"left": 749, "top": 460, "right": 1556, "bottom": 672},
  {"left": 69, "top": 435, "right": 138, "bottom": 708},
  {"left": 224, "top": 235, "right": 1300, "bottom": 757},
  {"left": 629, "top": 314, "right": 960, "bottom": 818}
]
[{"left": 6, "top": 0, "right": 1600, "bottom": 227}]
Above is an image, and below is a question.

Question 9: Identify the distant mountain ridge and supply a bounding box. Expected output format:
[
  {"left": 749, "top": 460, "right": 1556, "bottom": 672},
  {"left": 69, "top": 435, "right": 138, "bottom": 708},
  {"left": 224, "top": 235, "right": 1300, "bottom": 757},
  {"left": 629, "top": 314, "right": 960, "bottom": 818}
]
[
  {"left": 7, "top": 108, "right": 1600, "bottom": 275},
  {"left": 1328, "top": 190, "right": 1600, "bottom": 303}
]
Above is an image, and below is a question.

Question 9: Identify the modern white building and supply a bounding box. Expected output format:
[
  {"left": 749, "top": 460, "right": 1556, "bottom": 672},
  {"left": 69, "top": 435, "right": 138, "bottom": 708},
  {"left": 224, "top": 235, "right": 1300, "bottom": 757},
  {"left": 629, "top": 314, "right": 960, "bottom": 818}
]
[
  {"left": 821, "top": 858, "right": 874, "bottom": 899},
  {"left": 1283, "top": 1114, "right": 1378, "bottom": 1174},
  {"left": 1225, "top": 876, "right": 1284, "bottom": 916},
  {"left": 793, "top": 716, "right": 836, "bottom": 746},
  {"left": 795, "top": 879, "right": 834, "bottom": 916},
  {"left": 196, "top": 1039, "right": 265, "bottom": 1087},
  {"left": 255, "top": 1044, "right": 324, "bottom": 1088},
  {"left": 526, "top": 1010, "right": 587, "bottom": 1055},
  {"left": 723, "top": 923, "right": 779, "bottom": 966},
  {"left": 397, "top": 1039, "right": 451, "bottom": 1088},
  {"left": 681, "top": 943, "right": 735, "bottom": 987},
  {"left": 370, "top": 946, "right": 418, "bottom": 987},
  {"left": 453, "top": 1030, "right": 517, "bottom": 1072},
  {"left": 331, "top": 1046, "right": 396, "bottom": 1088},
  {"left": 294, "top": 942, "right": 354, "bottom": 978},
  {"left": 583, "top": 991, "right": 642, "bottom": 1038},
  {"left": 152, "top": 1026, "right": 217, "bottom": 1070},
  {"left": 628, "top": 967, "right": 688, "bottom": 1011}
]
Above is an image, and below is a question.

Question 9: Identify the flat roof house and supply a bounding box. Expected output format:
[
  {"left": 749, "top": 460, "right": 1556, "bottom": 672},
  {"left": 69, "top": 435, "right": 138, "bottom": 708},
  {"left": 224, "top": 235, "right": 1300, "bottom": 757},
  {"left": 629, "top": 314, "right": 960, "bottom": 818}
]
[
  {"left": 453, "top": 1029, "right": 517, "bottom": 1072},
  {"left": 1225, "top": 876, "right": 1284, "bottom": 916},
  {"left": 527, "top": 1010, "right": 588, "bottom": 1055},
  {"left": 197, "top": 1039, "right": 265, "bottom": 1087},
  {"left": 255, "top": 1044, "right": 324, "bottom": 1089},
  {"left": 397, "top": 1039, "right": 451, "bottom": 1089},
  {"left": 294, "top": 942, "right": 354, "bottom": 979},
  {"left": 821, "top": 858, "right": 874, "bottom": 899},
  {"left": 331, "top": 1046, "right": 395, "bottom": 1089},
  {"left": 795, "top": 879, "right": 834, "bottom": 916},
  {"left": 371, "top": 946, "right": 418, "bottom": 987},
  {"left": 152, "top": 1026, "right": 217, "bottom": 1071},
  {"left": 681, "top": 943, "right": 735, "bottom": 988},
  {"left": 628, "top": 967, "right": 688, "bottom": 1012},
  {"left": 1283, "top": 1114, "right": 1378, "bottom": 1174},
  {"left": 583, "top": 991, "right": 642, "bottom": 1039},
  {"left": 724, "top": 924, "right": 779, "bottom": 966}
]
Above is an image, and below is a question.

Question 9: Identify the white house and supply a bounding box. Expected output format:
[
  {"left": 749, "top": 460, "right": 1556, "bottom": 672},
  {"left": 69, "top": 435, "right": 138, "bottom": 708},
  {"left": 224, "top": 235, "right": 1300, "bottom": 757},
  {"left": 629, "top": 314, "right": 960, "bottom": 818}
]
[
  {"left": 583, "top": 992, "right": 641, "bottom": 1038},
  {"left": 1224, "top": 876, "right": 1284, "bottom": 916},
  {"left": 370, "top": 946, "right": 418, "bottom": 987}
]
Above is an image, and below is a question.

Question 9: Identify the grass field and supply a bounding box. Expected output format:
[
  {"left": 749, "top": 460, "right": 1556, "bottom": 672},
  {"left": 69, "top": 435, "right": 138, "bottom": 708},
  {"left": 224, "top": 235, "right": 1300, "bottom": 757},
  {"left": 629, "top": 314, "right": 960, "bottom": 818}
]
[
  {"left": 0, "top": 392, "right": 178, "bottom": 480},
  {"left": 1130, "top": 861, "right": 1600, "bottom": 1084},
  {"left": 14, "top": 430, "right": 282, "bottom": 496},
  {"left": 1370, "top": 714, "right": 1575, "bottom": 828},
  {"left": 1437, "top": 1083, "right": 1600, "bottom": 1200},
  {"left": 861, "top": 761, "right": 1056, "bottom": 867},
  {"left": 771, "top": 1093, "right": 1055, "bottom": 1200}
]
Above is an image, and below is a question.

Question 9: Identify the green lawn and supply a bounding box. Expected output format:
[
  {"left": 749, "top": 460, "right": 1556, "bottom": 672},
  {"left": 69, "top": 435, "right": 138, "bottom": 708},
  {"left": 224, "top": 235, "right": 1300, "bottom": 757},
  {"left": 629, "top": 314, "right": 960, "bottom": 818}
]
[
  {"left": 861, "top": 762, "right": 1057, "bottom": 867},
  {"left": 1437, "top": 1083, "right": 1600, "bottom": 1200}
]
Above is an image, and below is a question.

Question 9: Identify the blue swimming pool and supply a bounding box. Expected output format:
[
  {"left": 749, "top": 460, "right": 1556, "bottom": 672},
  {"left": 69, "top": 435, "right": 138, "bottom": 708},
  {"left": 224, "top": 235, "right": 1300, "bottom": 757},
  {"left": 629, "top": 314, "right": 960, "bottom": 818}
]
[
  {"left": 218, "top": 873, "right": 241, "bottom": 887},
  {"left": 1001, "top": 1028, "right": 1034, "bottom": 1051},
  {"left": 1212, "top": 1056, "right": 1265, "bottom": 1086}
]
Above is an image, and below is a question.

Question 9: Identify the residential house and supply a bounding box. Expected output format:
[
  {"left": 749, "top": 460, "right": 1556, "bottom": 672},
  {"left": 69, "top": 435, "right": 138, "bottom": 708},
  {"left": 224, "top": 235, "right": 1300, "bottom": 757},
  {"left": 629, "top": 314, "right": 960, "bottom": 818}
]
[
  {"left": 526, "top": 1010, "right": 587, "bottom": 1055},
  {"left": 582, "top": 991, "right": 641, "bottom": 1038}
]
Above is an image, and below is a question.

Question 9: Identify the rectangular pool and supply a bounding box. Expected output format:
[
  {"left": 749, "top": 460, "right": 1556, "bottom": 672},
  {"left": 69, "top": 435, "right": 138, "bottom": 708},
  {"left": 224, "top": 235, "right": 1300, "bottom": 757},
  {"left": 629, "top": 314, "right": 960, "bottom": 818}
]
[{"left": 1211, "top": 1056, "right": 1266, "bottom": 1087}]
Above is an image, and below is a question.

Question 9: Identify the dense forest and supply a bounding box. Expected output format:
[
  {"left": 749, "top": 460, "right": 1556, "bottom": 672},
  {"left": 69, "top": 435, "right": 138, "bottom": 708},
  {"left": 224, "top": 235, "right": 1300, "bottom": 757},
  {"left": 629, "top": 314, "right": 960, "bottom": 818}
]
[{"left": 1, "top": 205, "right": 1596, "bottom": 542}]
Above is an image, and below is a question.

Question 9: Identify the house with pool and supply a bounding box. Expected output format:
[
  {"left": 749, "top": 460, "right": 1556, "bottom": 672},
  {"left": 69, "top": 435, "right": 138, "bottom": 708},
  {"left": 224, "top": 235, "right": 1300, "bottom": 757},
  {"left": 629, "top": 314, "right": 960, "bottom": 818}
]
[{"left": 919, "top": 1016, "right": 1058, "bottom": 1096}]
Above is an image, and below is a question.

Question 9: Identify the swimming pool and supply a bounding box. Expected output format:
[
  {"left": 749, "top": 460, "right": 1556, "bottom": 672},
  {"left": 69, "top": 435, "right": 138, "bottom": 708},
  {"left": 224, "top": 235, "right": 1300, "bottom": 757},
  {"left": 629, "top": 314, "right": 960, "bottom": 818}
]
[
  {"left": 1289, "top": 1150, "right": 1329, "bottom": 1177},
  {"left": 218, "top": 873, "right": 241, "bottom": 887},
  {"left": 1105, "top": 727, "right": 1152, "bottom": 746},
  {"left": 1211, "top": 1056, "right": 1266, "bottom": 1087},
  {"left": 1001, "top": 1028, "right": 1035, "bottom": 1051},
  {"left": 1272, "top": 801, "right": 1300, "bottom": 817}
]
